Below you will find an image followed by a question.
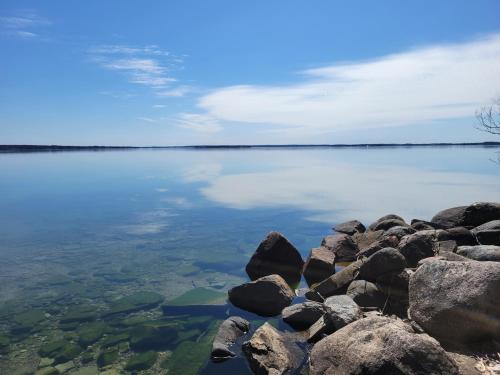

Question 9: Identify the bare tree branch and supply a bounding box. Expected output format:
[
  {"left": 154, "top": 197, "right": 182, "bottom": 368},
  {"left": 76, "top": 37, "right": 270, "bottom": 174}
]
[{"left": 475, "top": 97, "right": 500, "bottom": 135}]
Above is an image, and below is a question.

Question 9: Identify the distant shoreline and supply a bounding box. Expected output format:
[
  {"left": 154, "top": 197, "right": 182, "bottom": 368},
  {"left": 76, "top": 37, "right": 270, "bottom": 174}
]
[{"left": 1, "top": 142, "right": 500, "bottom": 153}]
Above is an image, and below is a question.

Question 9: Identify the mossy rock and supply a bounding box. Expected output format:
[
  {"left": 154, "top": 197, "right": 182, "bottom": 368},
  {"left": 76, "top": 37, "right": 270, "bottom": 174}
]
[
  {"left": 13, "top": 309, "right": 46, "bottom": 332},
  {"left": 129, "top": 324, "right": 177, "bottom": 351},
  {"left": 34, "top": 367, "right": 59, "bottom": 375},
  {"left": 96, "top": 348, "right": 119, "bottom": 368},
  {"left": 39, "top": 340, "right": 82, "bottom": 364},
  {"left": 68, "top": 366, "right": 98, "bottom": 375},
  {"left": 0, "top": 333, "right": 10, "bottom": 353},
  {"left": 105, "top": 292, "right": 163, "bottom": 316},
  {"left": 111, "top": 314, "right": 151, "bottom": 327},
  {"left": 165, "top": 288, "right": 226, "bottom": 306},
  {"left": 161, "top": 321, "right": 220, "bottom": 375},
  {"left": 77, "top": 322, "right": 107, "bottom": 346},
  {"left": 60, "top": 306, "right": 97, "bottom": 324},
  {"left": 124, "top": 351, "right": 158, "bottom": 371},
  {"left": 100, "top": 333, "right": 129, "bottom": 348},
  {"left": 80, "top": 351, "right": 95, "bottom": 364},
  {"left": 59, "top": 321, "right": 81, "bottom": 331}
]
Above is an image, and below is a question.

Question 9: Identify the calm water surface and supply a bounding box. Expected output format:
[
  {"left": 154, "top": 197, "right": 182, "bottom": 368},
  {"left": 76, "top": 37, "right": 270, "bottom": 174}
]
[{"left": 0, "top": 147, "right": 499, "bottom": 374}]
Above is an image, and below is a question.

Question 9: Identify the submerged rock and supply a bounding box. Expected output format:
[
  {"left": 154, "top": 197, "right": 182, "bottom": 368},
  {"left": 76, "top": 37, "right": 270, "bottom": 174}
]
[
  {"left": 321, "top": 234, "right": 358, "bottom": 262},
  {"left": 409, "top": 259, "right": 500, "bottom": 347},
  {"left": 302, "top": 246, "right": 335, "bottom": 286},
  {"left": 243, "top": 322, "right": 303, "bottom": 375},
  {"left": 228, "top": 275, "right": 294, "bottom": 316},
  {"left": 245, "top": 232, "right": 304, "bottom": 286},
  {"left": 125, "top": 351, "right": 158, "bottom": 371},
  {"left": 211, "top": 316, "right": 250, "bottom": 361},
  {"left": 309, "top": 315, "right": 458, "bottom": 375},
  {"left": 105, "top": 291, "right": 163, "bottom": 316},
  {"left": 333, "top": 220, "right": 365, "bottom": 235},
  {"left": 456, "top": 245, "right": 500, "bottom": 261},
  {"left": 282, "top": 301, "right": 327, "bottom": 330}
]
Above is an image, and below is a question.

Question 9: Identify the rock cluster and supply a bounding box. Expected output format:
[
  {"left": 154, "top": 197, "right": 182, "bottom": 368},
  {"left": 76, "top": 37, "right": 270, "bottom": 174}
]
[{"left": 218, "top": 202, "right": 500, "bottom": 374}]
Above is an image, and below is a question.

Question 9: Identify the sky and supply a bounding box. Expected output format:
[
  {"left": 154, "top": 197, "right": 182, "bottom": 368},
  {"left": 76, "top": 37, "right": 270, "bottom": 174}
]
[{"left": 1, "top": 1, "right": 500, "bottom": 146}]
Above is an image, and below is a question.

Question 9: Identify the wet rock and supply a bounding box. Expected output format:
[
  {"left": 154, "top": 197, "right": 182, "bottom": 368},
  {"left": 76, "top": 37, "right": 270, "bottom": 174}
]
[
  {"left": 356, "top": 235, "right": 399, "bottom": 258},
  {"left": 398, "top": 231, "right": 438, "bottom": 267},
  {"left": 245, "top": 232, "right": 304, "bottom": 286},
  {"left": 346, "top": 280, "right": 386, "bottom": 309},
  {"left": 321, "top": 234, "right": 358, "bottom": 262},
  {"left": 368, "top": 214, "right": 405, "bottom": 230},
  {"left": 409, "top": 260, "right": 500, "bottom": 347},
  {"left": 456, "top": 245, "right": 500, "bottom": 261},
  {"left": 228, "top": 275, "right": 294, "bottom": 316},
  {"left": 384, "top": 225, "right": 416, "bottom": 239},
  {"left": 324, "top": 295, "right": 362, "bottom": 329},
  {"left": 431, "top": 202, "right": 500, "bottom": 229},
  {"left": 309, "top": 315, "right": 458, "bottom": 375},
  {"left": 333, "top": 220, "right": 365, "bottom": 235},
  {"left": 302, "top": 246, "right": 335, "bottom": 286},
  {"left": 352, "top": 230, "right": 385, "bottom": 251},
  {"left": 211, "top": 316, "right": 250, "bottom": 361},
  {"left": 359, "top": 247, "right": 406, "bottom": 281},
  {"left": 371, "top": 218, "right": 409, "bottom": 231},
  {"left": 243, "top": 322, "right": 303, "bottom": 375},
  {"left": 282, "top": 301, "right": 327, "bottom": 330},
  {"left": 125, "top": 351, "right": 158, "bottom": 371},
  {"left": 310, "top": 259, "right": 363, "bottom": 298},
  {"left": 476, "top": 229, "right": 500, "bottom": 246}
]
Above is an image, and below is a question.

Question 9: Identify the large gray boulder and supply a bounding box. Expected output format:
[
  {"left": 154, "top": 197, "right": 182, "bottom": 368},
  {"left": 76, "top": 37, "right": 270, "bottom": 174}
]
[
  {"left": 243, "top": 322, "right": 303, "bottom": 375},
  {"left": 245, "top": 232, "right": 304, "bottom": 286},
  {"left": 324, "top": 295, "right": 362, "bottom": 330},
  {"left": 475, "top": 230, "right": 500, "bottom": 246},
  {"left": 302, "top": 246, "right": 335, "bottom": 286},
  {"left": 347, "top": 280, "right": 386, "bottom": 309},
  {"left": 309, "top": 315, "right": 458, "bottom": 375},
  {"left": 321, "top": 234, "right": 358, "bottom": 262},
  {"left": 309, "top": 259, "right": 363, "bottom": 298},
  {"left": 409, "top": 260, "right": 500, "bottom": 346},
  {"left": 371, "top": 218, "right": 409, "bottom": 232},
  {"left": 368, "top": 214, "right": 405, "bottom": 231},
  {"left": 282, "top": 301, "right": 327, "bottom": 330},
  {"left": 456, "top": 245, "right": 500, "bottom": 262},
  {"left": 431, "top": 202, "right": 500, "bottom": 229},
  {"left": 228, "top": 275, "right": 294, "bottom": 317},
  {"left": 444, "top": 226, "right": 476, "bottom": 246},
  {"left": 472, "top": 219, "right": 500, "bottom": 233},
  {"left": 333, "top": 220, "right": 365, "bottom": 235},
  {"left": 398, "top": 231, "right": 438, "bottom": 267},
  {"left": 211, "top": 316, "right": 250, "bottom": 361},
  {"left": 358, "top": 247, "right": 406, "bottom": 281},
  {"left": 376, "top": 269, "right": 412, "bottom": 317}
]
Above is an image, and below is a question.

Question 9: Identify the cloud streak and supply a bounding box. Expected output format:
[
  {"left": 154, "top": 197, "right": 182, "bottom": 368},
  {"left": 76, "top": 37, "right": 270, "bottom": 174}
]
[
  {"left": 197, "top": 34, "right": 500, "bottom": 134},
  {"left": 0, "top": 11, "right": 51, "bottom": 39}
]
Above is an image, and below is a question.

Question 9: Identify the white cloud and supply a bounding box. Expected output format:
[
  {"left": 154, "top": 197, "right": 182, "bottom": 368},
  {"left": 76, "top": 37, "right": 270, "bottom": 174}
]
[
  {"left": 157, "top": 85, "right": 193, "bottom": 97},
  {"left": 152, "top": 104, "right": 166, "bottom": 108},
  {"left": 90, "top": 44, "right": 183, "bottom": 89},
  {"left": 136, "top": 116, "right": 158, "bottom": 123},
  {"left": 0, "top": 11, "right": 50, "bottom": 39},
  {"left": 197, "top": 34, "right": 500, "bottom": 134},
  {"left": 173, "top": 113, "right": 222, "bottom": 133}
]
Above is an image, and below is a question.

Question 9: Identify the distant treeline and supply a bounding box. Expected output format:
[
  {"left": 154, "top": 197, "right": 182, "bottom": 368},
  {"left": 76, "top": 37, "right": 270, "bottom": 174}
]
[{"left": 1, "top": 142, "right": 500, "bottom": 153}]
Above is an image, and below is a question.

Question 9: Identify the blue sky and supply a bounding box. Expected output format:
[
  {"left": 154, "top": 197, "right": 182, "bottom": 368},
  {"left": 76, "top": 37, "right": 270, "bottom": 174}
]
[{"left": 1, "top": 1, "right": 500, "bottom": 145}]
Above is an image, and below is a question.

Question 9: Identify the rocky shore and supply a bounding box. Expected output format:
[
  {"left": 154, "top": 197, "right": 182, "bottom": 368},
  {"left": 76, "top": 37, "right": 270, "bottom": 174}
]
[{"left": 212, "top": 202, "right": 500, "bottom": 374}]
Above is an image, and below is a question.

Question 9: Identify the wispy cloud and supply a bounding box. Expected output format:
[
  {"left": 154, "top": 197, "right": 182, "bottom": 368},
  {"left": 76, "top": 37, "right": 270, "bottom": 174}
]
[
  {"left": 136, "top": 116, "right": 158, "bottom": 123},
  {"left": 173, "top": 113, "right": 222, "bottom": 133},
  {"left": 0, "top": 11, "right": 51, "bottom": 39},
  {"left": 196, "top": 34, "right": 500, "bottom": 134},
  {"left": 89, "top": 44, "right": 184, "bottom": 89},
  {"left": 157, "top": 85, "right": 193, "bottom": 97}
]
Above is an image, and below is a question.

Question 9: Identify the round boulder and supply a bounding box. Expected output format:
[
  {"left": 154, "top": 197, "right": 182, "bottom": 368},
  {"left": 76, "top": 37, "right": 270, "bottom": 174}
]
[
  {"left": 358, "top": 247, "right": 407, "bottom": 281},
  {"left": 282, "top": 301, "right": 327, "bottom": 330},
  {"left": 456, "top": 245, "right": 500, "bottom": 262},
  {"left": 333, "top": 220, "right": 366, "bottom": 235}
]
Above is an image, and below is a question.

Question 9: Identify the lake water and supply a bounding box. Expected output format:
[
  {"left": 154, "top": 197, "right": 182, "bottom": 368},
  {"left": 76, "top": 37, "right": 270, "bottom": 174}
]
[{"left": 0, "top": 146, "right": 499, "bottom": 374}]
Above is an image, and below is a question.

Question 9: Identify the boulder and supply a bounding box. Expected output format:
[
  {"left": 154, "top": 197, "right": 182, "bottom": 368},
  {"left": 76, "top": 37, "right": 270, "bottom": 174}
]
[
  {"left": 228, "top": 275, "right": 294, "bottom": 317},
  {"left": 310, "top": 259, "right": 363, "bottom": 298},
  {"left": 368, "top": 214, "right": 405, "bottom": 231},
  {"left": 376, "top": 269, "right": 412, "bottom": 317},
  {"left": 476, "top": 229, "right": 500, "bottom": 246},
  {"left": 358, "top": 247, "right": 406, "bottom": 281},
  {"left": 398, "top": 231, "right": 438, "bottom": 267},
  {"left": 282, "top": 301, "right": 327, "bottom": 330},
  {"left": 211, "top": 316, "right": 250, "bottom": 362},
  {"left": 333, "top": 220, "right": 365, "bottom": 235},
  {"left": 245, "top": 232, "right": 304, "bottom": 286},
  {"left": 472, "top": 219, "right": 500, "bottom": 233},
  {"left": 431, "top": 202, "right": 500, "bottom": 228},
  {"left": 346, "top": 280, "right": 386, "bottom": 309},
  {"left": 324, "top": 295, "right": 362, "bottom": 330},
  {"left": 243, "top": 322, "right": 303, "bottom": 375},
  {"left": 456, "top": 245, "right": 500, "bottom": 262},
  {"left": 352, "top": 230, "right": 385, "bottom": 251},
  {"left": 409, "top": 260, "right": 500, "bottom": 346},
  {"left": 436, "top": 240, "right": 457, "bottom": 253},
  {"left": 302, "top": 247, "right": 335, "bottom": 286},
  {"left": 309, "top": 315, "right": 458, "bottom": 375},
  {"left": 371, "top": 218, "right": 409, "bottom": 232},
  {"left": 384, "top": 225, "right": 416, "bottom": 239},
  {"left": 356, "top": 235, "right": 399, "bottom": 258},
  {"left": 411, "top": 219, "right": 447, "bottom": 231},
  {"left": 321, "top": 234, "right": 358, "bottom": 262},
  {"left": 444, "top": 227, "right": 476, "bottom": 246}
]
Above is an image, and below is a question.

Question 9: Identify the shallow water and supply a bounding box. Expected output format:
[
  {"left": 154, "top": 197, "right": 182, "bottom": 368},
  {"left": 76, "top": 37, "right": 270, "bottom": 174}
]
[{"left": 0, "top": 146, "right": 499, "bottom": 374}]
